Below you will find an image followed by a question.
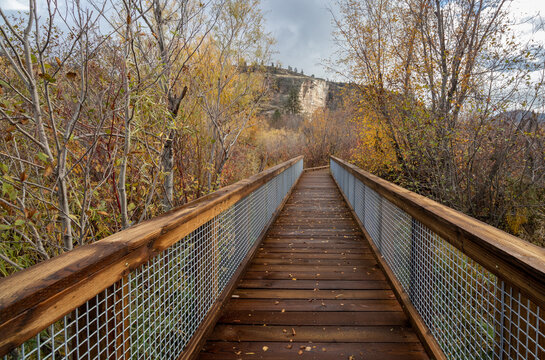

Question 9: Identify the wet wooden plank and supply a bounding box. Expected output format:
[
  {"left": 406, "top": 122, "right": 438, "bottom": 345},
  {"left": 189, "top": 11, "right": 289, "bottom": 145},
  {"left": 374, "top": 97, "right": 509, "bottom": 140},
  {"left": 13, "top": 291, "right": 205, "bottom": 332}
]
[
  {"left": 243, "top": 271, "right": 386, "bottom": 281},
  {"left": 208, "top": 325, "right": 420, "bottom": 342},
  {"left": 199, "top": 342, "right": 429, "bottom": 360},
  {"left": 197, "top": 169, "right": 429, "bottom": 360},
  {"left": 237, "top": 279, "right": 391, "bottom": 290},
  {"left": 218, "top": 310, "right": 407, "bottom": 326},
  {"left": 251, "top": 257, "right": 377, "bottom": 264},
  {"left": 225, "top": 299, "right": 402, "bottom": 312},
  {"left": 254, "top": 252, "right": 374, "bottom": 259},
  {"left": 231, "top": 289, "right": 395, "bottom": 299},
  {"left": 248, "top": 263, "right": 377, "bottom": 271}
]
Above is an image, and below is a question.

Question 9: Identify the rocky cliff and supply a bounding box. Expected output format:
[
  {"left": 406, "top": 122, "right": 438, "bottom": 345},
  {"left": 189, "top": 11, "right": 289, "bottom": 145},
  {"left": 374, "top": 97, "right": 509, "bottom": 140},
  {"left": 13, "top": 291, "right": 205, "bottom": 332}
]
[{"left": 262, "top": 66, "right": 345, "bottom": 117}]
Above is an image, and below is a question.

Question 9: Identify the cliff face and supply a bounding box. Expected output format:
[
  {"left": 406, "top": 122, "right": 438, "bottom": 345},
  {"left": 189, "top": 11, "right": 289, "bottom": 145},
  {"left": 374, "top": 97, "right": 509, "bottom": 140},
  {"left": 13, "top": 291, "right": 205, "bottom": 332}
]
[
  {"left": 262, "top": 67, "right": 344, "bottom": 117},
  {"left": 299, "top": 78, "right": 329, "bottom": 115}
]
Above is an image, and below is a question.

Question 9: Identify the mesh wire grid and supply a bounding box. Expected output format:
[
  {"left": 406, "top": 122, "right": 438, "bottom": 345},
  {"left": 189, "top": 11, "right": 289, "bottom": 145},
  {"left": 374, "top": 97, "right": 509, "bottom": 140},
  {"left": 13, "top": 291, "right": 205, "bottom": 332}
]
[
  {"left": 330, "top": 159, "right": 545, "bottom": 360},
  {"left": 4, "top": 159, "right": 303, "bottom": 360}
]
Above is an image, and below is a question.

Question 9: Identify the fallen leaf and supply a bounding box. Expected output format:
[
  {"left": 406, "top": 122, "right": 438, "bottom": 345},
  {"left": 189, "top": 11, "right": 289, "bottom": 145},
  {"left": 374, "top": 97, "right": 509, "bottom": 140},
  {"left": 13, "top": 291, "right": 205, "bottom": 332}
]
[
  {"left": 262, "top": 346, "right": 269, "bottom": 352},
  {"left": 44, "top": 165, "right": 53, "bottom": 177}
]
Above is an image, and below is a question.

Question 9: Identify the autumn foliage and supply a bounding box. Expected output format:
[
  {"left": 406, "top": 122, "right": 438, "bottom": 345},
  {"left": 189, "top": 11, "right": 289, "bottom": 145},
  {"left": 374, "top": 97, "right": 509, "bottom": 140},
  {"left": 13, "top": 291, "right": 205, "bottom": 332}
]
[{"left": 332, "top": 0, "right": 545, "bottom": 245}]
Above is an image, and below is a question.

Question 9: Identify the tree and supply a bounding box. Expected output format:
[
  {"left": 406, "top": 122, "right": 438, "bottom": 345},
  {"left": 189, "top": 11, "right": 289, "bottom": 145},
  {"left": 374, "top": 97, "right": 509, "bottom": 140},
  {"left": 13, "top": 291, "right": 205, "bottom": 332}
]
[
  {"left": 331, "top": 0, "right": 545, "bottom": 243},
  {"left": 193, "top": 0, "right": 273, "bottom": 190},
  {"left": 133, "top": 0, "right": 223, "bottom": 210},
  {"left": 0, "top": 0, "right": 110, "bottom": 252},
  {"left": 0, "top": 0, "right": 278, "bottom": 274},
  {"left": 285, "top": 86, "right": 301, "bottom": 114}
]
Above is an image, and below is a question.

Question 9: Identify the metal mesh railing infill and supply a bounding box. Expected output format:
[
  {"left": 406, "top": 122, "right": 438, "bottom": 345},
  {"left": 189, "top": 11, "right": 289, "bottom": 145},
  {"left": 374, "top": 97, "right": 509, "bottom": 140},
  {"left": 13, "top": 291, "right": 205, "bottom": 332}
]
[
  {"left": 331, "top": 158, "right": 545, "bottom": 360},
  {"left": 4, "top": 158, "right": 303, "bottom": 360}
]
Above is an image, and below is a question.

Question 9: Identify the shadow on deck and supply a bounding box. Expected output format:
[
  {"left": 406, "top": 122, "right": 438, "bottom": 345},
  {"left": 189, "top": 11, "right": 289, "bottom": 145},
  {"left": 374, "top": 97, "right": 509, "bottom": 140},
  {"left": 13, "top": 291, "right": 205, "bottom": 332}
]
[{"left": 198, "top": 169, "right": 429, "bottom": 359}]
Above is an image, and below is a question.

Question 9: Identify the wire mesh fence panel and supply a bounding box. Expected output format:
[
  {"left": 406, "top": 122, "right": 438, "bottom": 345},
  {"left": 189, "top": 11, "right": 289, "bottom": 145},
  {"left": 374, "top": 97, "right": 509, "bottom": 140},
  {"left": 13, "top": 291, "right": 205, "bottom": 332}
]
[
  {"left": 331, "top": 158, "right": 545, "bottom": 360},
  {"left": 4, "top": 159, "right": 303, "bottom": 360}
]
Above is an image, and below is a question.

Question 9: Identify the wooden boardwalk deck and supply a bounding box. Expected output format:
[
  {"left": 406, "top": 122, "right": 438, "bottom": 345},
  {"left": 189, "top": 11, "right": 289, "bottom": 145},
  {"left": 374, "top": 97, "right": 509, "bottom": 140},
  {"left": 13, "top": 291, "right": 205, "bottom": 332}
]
[{"left": 198, "top": 169, "right": 429, "bottom": 359}]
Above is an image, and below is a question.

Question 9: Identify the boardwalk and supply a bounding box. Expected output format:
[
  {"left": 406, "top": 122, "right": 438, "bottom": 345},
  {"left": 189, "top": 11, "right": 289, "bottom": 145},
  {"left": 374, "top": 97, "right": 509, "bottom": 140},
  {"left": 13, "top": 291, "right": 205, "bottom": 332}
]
[{"left": 198, "top": 169, "right": 429, "bottom": 359}]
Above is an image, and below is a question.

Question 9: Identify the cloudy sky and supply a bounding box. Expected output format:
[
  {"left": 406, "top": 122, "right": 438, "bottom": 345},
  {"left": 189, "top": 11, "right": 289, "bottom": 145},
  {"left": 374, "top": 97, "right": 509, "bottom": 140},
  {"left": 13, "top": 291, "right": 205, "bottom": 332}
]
[
  {"left": 1, "top": 0, "right": 544, "bottom": 80},
  {"left": 259, "top": 0, "right": 335, "bottom": 79},
  {"left": 259, "top": 0, "right": 545, "bottom": 79}
]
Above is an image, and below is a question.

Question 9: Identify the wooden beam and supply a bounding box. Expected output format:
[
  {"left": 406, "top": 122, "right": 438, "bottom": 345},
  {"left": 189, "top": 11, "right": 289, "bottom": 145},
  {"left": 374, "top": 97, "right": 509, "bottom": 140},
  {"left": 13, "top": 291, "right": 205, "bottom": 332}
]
[{"left": 303, "top": 165, "right": 330, "bottom": 172}]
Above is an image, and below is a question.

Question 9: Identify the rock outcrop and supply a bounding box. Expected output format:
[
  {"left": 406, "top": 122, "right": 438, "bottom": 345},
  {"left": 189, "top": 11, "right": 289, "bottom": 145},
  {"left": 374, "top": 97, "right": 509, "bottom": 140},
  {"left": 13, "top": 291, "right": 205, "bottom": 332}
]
[{"left": 262, "top": 66, "right": 345, "bottom": 117}]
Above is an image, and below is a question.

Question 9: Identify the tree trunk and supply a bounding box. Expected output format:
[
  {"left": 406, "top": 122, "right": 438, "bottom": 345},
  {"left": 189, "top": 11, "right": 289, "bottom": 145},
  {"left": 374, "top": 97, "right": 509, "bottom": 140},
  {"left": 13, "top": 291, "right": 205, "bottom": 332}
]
[{"left": 161, "top": 131, "right": 174, "bottom": 210}]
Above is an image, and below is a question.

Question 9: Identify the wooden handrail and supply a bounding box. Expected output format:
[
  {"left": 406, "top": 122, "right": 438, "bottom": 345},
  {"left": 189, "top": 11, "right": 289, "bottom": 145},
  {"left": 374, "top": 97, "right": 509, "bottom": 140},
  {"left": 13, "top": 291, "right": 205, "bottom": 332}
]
[
  {"left": 331, "top": 156, "right": 545, "bottom": 310},
  {"left": 0, "top": 155, "right": 303, "bottom": 356}
]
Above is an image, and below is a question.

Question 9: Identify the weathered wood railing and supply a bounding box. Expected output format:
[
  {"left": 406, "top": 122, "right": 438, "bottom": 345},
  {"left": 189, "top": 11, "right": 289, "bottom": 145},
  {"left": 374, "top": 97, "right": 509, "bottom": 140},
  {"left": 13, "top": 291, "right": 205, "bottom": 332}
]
[
  {"left": 0, "top": 156, "right": 303, "bottom": 359},
  {"left": 330, "top": 156, "right": 545, "bottom": 360}
]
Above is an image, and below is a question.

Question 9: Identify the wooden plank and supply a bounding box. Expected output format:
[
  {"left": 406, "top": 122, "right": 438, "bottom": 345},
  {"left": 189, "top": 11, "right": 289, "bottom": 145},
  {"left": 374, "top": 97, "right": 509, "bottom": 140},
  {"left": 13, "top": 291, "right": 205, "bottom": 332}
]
[
  {"left": 225, "top": 299, "right": 402, "bottom": 312},
  {"left": 248, "top": 264, "right": 377, "bottom": 272},
  {"left": 237, "top": 279, "right": 391, "bottom": 290},
  {"left": 219, "top": 310, "right": 407, "bottom": 326},
  {"left": 199, "top": 342, "right": 429, "bottom": 360},
  {"left": 259, "top": 244, "right": 369, "bottom": 250},
  {"left": 207, "top": 325, "right": 420, "bottom": 343},
  {"left": 243, "top": 271, "right": 385, "bottom": 281},
  {"left": 303, "top": 165, "right": 330, "bottom": 171},
  {"left": 251, "top": 257, "right": 377, "bottom": 265},
  {"left": 254, "top": 252, "right": 374, "bottom": 259},
  {"left": 263, "top": 237, "right": 365, "bottom": 243},
  {"left": 231, "top": 289, "right": 395, "bottom": 299}
]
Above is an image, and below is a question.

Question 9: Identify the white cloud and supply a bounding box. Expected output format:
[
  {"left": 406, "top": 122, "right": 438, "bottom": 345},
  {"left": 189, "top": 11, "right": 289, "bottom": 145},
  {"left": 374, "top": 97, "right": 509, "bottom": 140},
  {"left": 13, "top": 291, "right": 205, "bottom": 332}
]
[
  {"left": 510, "top": 0, "right": 545, "bottom": 46},
  {"left": 0, "top": 0, "right": 29, "bottom": 11}
]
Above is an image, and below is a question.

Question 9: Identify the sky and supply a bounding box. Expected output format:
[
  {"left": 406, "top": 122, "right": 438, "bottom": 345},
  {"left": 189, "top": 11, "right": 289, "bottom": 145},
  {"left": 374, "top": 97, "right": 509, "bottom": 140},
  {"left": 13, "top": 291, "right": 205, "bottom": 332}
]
[
  {"left": 1, "top": 0, "right": 544, "bottom": 80},
  {"left": 259, "top": 0, "right": 545, "bottom": 80},
  {"left": 259, "top": 0, "right": 335, "bottom": 80}
]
